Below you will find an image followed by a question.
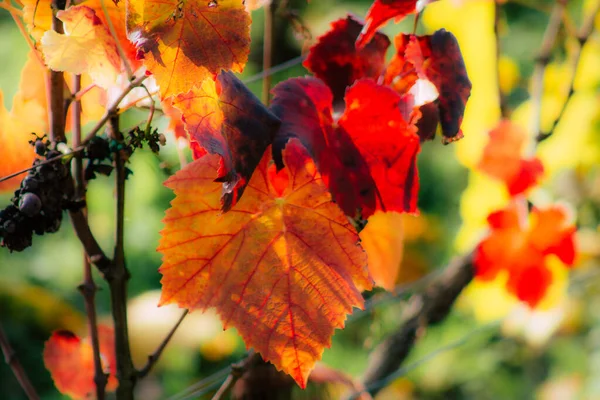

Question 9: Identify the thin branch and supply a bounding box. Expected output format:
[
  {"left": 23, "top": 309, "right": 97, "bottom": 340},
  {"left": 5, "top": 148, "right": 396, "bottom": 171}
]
[
  {"left": 168, "top": 366, "right": 232, "bottom": 400},
  {"left": 72, "top": 74, "right": 108, "bottom": 400},
  {"left": 48, "top": 0, "right": 66, "bottom": 143},
  {"left": 138, "top": 310, "right": 189, "bottom": 378},
  {"left": 262, "top": 0, "right": 277, "bottom": 104},
  {"left": 528, "top": 0, "right": 567, "bottom": 150},
  {"left": 138, "top": 84, "right": 156, "bottom": 135},
  {"left": 105, "top": 115, "right": 137, "bottom": 400},
  {"left": 0, "top": 323, "right": 40, "bottom": 400},
  {"left": 359, "top": 252, "right": 475, "bottom": 398},
  {"left": 82, "top": 75, "right": 147, "bottom": 145},
  {"left": 211, "top": 351, "right": 262, "bottom": 400},
  {"left": 99, "top": 0, "right": 133, "bottom": 78},
  {"left": 537, "top": 0, "right": 600, "bottom": 142},
  {"left": 243, "top": 55, "right": 305, "bottom": 85},
  {"left": 69, "top": 206, "right": 113, "bottom": 272},
  {"left": 494, "top": 2, "right": 510, "bottom": 118}
]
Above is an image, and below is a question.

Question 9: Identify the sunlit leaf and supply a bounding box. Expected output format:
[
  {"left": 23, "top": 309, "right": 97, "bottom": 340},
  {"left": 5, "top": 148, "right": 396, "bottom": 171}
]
[
  {"left": 126, "top": 0, "right": 251, "bottom": 98},
  {"left": 158, "top": 141, "right": 372, "bottom": 387}
]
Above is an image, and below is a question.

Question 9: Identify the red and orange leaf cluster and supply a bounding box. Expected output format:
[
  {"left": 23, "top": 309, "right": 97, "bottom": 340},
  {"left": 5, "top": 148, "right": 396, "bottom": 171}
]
[
  {"left": 271, "top": 78, "right": 420, "bottom": 217},
  {"left": 158, "top": 141, "right": 373, "bottom": 387},
  {"left": 172, "top": 71, "right": 281, "bottom": 210},
  {"left": 474, "top": 203, "right": 576, "bottom": 307},
  {"left": 43, "top": 325, "right": 117, "bottom": 399},
  {"left": 479, "top": 120, "right": 544, "bottom": 196}
]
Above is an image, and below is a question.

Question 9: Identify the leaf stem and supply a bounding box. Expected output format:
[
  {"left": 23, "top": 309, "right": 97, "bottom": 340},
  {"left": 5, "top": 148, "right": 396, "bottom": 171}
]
[
  {"left": 105, "top": 114, "right": 137, "bottom": 400},
  {"left": 262, "top": 0, "right": 277, "bottom": 104},
  {"left": 99, "top": 0, "right": 133, "bottom": 78},
  {"left": 537, "top": 0, "right": 600, "bottom": 142},
  {"left": 0, "top": 323, "right": 40, "bottom": 400},
  {"left": 72, "top": 74, "right": 108, "bottom": 400},
  {"left": 137, "top": 309, "right": 189, "bottom": 378}
]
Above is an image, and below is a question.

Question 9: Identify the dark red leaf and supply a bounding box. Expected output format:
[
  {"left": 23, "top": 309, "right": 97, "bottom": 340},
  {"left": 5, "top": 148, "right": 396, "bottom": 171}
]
[
  {"left": 173, "top": 71, "right": 281, "bottom": 211},
  {"left": 356, "top": 0, "right": 418, "bottom": 49},
  {"left": 304, "top": 15, "right": 390, "bottom": 107}
]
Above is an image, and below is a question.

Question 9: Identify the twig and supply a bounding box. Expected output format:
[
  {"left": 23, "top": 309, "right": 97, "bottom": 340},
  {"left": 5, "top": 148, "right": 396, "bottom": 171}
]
[
  {"left": 528, "top": 0, "right": 567, "bottom": 150},
  {"left": 494, "top": 2, "right": 510, "bottom": 118},
  {"left": 105, "top": 115, "right": 137, "bottom": 400},
  {"left": 137, "top": 310, "right": 189, "bottom": 378},
  {"left": 99, "top": 0, "right": 133, "bottom": 78},
  {"left": 211, "top": 351, "right": 262, "bottom": 400},
  {"left": 82, "top": 75, "right": 147, "bottom": 145},
  {"left": 0, "top": 323, "right": 39, "bottom": 400},
  {"left": 72, "top": 74, "right": 108, "bottom": 400},
  {"left": 537, "top": 0, "right": 600, "bottom": 142},
  {"left": 48, "top": 0, "right": 66, "bottom": 143},
  {"left": 168, "top": 366, "right": 232, "bottom": 400},
  {"left": 243, "top": 55, "right": 305, "bottom": 85},
  {"left": 262, "top": 0, "right": 277, "bottom": 104},
  {"left": 138, "top": 84, "right": 156, "bottom": 135},
  {"left": 359, "top": 252, "right": 475, "bottom": 397}
]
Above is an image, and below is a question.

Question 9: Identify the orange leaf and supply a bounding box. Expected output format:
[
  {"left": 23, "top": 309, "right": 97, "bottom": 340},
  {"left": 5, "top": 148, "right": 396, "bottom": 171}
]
[
  {"left": 41, "top": 5, "right": 122, "bottom": 89},
  {"left": 22, "top": 0, "right": 52, "bottom": 42},
  {"left": 359, "top": 211, "right": 404, "bottom": 291},
  {"left": 474, "top": 203, "right": 576, "bottom": 307},
  {"left": 127, "top": 0, "right": 251, "bottom": 98},
  {"left": 43, "top": 325, "right": 117, "bottom": 399},
  {"left": 158, "top": 141, "right": 372, "bottom": 387},
  {"left": 479, "top": 120, "right": 544, "bottom": 196},
  {"left": 172, "top": 71, "right": 280, "bottom": 211}
]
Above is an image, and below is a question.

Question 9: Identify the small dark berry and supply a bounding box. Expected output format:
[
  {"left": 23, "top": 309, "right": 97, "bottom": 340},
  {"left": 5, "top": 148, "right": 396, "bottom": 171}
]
[
  {"left": 19, "top": 193, "right": 42, "bottom": 217},
  {"left": 21, "top": 175, "right": 39, "bottom": 192},
  {"left": 34, "top": 140, "right": 47, "bottom": 156},
  {"left": 2, "top": 220, "right": 16, "bottom": 234}
]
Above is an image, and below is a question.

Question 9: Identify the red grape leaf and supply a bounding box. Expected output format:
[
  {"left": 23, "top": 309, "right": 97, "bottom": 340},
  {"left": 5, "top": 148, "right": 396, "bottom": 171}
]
[
  {"left": 43, "top": 325, "right": 117, "bottom": 399},
  {"left": 387, "top": 30, "right": 471, "bottom": 143},
  {"left": 304, "top": 15, "right": 390, "bottom": 107},
  {"left": 158, "top": 140, "right": 372, "bottom": 387},
  {"left": 356, "top": 0, "right": 438, "bottom": 49},
  {"left": 172, "top": 71, "right": 280, "bottom": 211},
  {"left": 479, "top": 120, "right": 544, "bottom": 196},
  {"left": 271, "top": 77, "right": 420, "bottom": 218},
  {"left": 474, "top": 203, "right": 576, "bottom": 307},
  {"left": 126, "top": 0, "right": 251, "bottom": 99}
]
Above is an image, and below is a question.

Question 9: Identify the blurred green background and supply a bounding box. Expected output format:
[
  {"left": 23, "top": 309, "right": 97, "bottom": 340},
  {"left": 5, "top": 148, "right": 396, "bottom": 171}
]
[{"left": 1, "top": 0, "right": 600, "bottom": 399}]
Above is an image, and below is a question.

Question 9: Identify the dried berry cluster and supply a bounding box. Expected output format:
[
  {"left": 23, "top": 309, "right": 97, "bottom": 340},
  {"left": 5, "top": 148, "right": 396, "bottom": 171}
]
[{"left": 0, "top": 139, "right": 74, "bottom": 251}]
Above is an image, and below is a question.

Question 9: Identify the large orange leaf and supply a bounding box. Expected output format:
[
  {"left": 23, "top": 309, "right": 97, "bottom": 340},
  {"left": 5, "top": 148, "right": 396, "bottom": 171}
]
[
  {"left": 479, "top": 120, "right": 544, "bottom": 196},
  {"left": 474, "top": 203, "right": 576, "bottom": 307},
  {"left": 126, "top": 0, "right": 251, "bottom": 98},
  {"left": 271, "top": 77, "right": 420, "bottom": 218},
  {"left": 158, "top": 141, "right": 372, "bottom": 387},
  {"left": 304, "top": 15, "right": 390, "bottom": 107},
  {"left": 43, "top": 325, "right": 117, "bottom": 399},
  {"left": 172, "top": 71, "right": 280, "bottom": 210}
]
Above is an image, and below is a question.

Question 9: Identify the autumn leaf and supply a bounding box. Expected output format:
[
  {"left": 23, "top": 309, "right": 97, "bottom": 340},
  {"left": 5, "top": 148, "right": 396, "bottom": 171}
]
[
  {"left": 245, "top": 0, "right": 271, "bottom": 11},
  {"left": 22, "top": 0, "right": 52, "bottom": 42},
  {"left": 158, "top": 140, "right": 372, "bottom": 387},
  {"left": 41, "top": 5, "right": 122, "bottom": 89},
  {"left": 474, "top": 203, "right": 576, "bottom": 307},
  {"left": 161, "top": 98, "right": 187, "bottom": 139},
  {"left": 356, "top": 0, "right": 438, "bottom": 49},
  {"left": 304, "top": 15, "right": 390, "bottom": 107},
  {"left": 360, "top": 211, "right": 404, "bottom": 290},
  {"left": 43, "top": 325, "right": 117, "bottom": 399},
  {"left": 126, "top": 0, "right": 251, "bottom": 98},
  {"left": 172, "top": 71, "right": 280, "bottom": 211},
  {"left": 386, "top": 29, "right": 471, "bottom": 143},
  {"left": 479, "top": 120, "right": 544, "bottom": 196},
  {"left": 271, "top": 77, "right": 420, "bottom": 218}
]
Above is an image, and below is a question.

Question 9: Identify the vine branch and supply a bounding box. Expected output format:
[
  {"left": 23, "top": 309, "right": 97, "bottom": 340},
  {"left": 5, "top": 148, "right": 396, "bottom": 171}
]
[
  {"left": 211, "top": 351, "right": 262, "bottom": 400},
  {"left": 358, "top": 252, "right": 475, "bottom": 397},
  {"left": 137, "top": 309, "right": 189, "bottom": 378},
  {"left": 537, "top": 0, "right": 600, "bottom": 142},
  {"left": 0, "top": 323, "right": 39, "bottom": 400}
]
